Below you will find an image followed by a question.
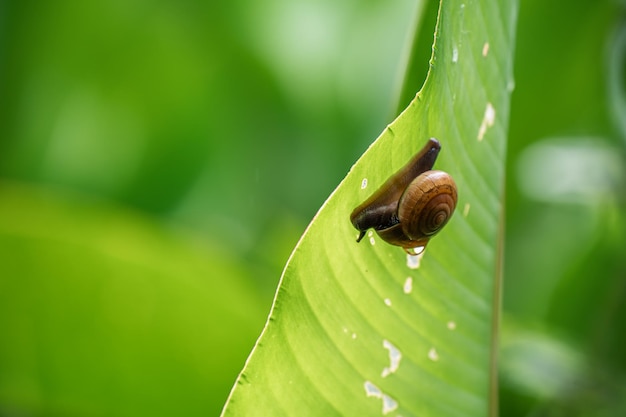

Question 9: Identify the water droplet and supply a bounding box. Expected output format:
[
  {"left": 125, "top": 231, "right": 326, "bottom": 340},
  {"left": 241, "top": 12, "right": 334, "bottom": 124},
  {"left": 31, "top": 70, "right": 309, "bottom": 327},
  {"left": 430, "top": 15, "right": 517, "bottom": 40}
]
[
  {"left": 428, "top": 347, "right": 439, "bottom": 361},
  {"left": 408, "top": 245, "right": 425, "bottom": 255},
  {"left": 403, "top": 277, "right": 413, "bottom": 294}
]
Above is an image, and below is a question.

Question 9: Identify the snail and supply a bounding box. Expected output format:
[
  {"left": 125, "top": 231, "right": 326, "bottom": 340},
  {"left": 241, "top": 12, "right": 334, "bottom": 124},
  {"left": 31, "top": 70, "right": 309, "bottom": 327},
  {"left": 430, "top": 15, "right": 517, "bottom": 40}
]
[{"left": 350, "top": 138, "right": 457, "bottom": 254}]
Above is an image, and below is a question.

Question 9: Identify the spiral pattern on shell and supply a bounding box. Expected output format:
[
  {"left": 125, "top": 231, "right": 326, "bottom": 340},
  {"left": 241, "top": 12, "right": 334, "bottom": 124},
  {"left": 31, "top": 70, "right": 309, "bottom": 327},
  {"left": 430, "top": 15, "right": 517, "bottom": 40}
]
[{"left": 397, "top": 170, "right": 458, "bottom": 241}]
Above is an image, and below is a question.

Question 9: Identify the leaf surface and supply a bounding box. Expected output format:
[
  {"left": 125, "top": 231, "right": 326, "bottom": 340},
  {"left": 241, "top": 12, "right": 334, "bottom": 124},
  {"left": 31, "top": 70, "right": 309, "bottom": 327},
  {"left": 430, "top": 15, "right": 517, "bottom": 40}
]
[{"left": 222, "top": 0, "right": 518, "bottom": 416}]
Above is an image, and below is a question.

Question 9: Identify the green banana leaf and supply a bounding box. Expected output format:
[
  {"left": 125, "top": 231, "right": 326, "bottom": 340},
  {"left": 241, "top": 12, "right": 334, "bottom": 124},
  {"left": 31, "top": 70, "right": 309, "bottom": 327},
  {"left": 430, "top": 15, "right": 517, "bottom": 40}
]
[{"left": 221, "top": 0, "right": 518, "bottom": 416}]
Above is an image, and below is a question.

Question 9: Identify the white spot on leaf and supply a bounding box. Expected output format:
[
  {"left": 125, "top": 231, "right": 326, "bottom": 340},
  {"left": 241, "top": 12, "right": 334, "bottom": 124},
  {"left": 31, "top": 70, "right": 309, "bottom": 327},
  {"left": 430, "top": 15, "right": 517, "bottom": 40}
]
[
  {"left": 478, "top": 102, "right": 496, "bottom": 141},
  {"left": 382, "top": 395, "right": 398, "bottom": 415},
  {"left": 384, "top": 298, "right": 392, "bottom": 307},
  {"left": 361, "top": 178, "right": 368, "bottom": 189},
  {"left": 403, "top": 277, "right": 413, "bottom": 294},
  {"left": 452, "top": 46, "right": 459, "bottom": 63},
  {"left": 482, "top": 42, "right": 490, "bottom": 57},
  {"left": 428, "top": 347, "right": 439, "bottom": 361},
  {"left": 507, "top": 79, "right": 516, "bottom": 92},
  {"left": 381, "top": 340, "right": 402, "bottom": 377},
  {"left": 363, "top": 381, "right": 398, "bottom": 415},
  {"left": 364, "top": 381, "right": 382, "bottom": 398},
  {"left": 447, "top": 321, "right": 457, "bottom": 330},
  {"left": 343, "top": 327, "right": 358, "bottom": 340},
  {"left": 406, "top": 251, "right": 425, "bottom": 269},
  {"left": 463, "top": 202, "right": 471, "bottom": 217}
]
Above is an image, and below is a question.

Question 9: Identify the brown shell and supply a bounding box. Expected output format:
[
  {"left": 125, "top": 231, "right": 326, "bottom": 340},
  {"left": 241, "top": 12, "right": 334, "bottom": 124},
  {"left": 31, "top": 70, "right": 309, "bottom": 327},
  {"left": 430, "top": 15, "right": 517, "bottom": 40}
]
[
  {"left": 397, "top": 170, "right": 457, "bottom": 242},
  {"left": 349, "top": 138, "right": 458, "bottom": 254}
]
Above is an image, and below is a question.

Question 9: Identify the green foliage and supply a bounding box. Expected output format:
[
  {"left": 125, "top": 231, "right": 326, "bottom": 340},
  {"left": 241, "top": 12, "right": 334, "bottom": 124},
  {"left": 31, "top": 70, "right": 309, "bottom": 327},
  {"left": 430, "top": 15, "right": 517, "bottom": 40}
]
[
  {"left": 0, "top": 0, "right": 624, "bottom": 416},
  {"left": 498, "top": 0, "right": 626, "bottom": 415},
  {"left": 0, "top": 182, "right": 268, "bottom": 416},
  {"left": 221, "top": 0, "right": 517, "bottom": 415}
]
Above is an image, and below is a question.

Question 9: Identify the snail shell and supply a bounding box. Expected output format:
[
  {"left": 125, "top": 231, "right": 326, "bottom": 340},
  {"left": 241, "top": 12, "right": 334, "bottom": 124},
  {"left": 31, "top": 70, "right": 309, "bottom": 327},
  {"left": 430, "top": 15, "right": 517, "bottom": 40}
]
[{"left": 350, "top": 138, "right": 457, "bottom": 254}]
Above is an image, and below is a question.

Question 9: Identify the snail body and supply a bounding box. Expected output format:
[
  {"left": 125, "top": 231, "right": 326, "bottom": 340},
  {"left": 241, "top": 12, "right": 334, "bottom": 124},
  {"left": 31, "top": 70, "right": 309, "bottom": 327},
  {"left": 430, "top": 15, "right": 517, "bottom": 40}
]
[{"left": 350, "top": 138, "right": 457, "bottom": 254}]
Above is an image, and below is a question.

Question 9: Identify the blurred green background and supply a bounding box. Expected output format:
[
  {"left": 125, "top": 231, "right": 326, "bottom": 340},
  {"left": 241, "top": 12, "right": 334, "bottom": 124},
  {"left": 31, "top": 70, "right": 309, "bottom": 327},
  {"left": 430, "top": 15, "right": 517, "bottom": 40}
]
[{"left": 0, "top": 0, "right": 624, "bottom": 416}]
